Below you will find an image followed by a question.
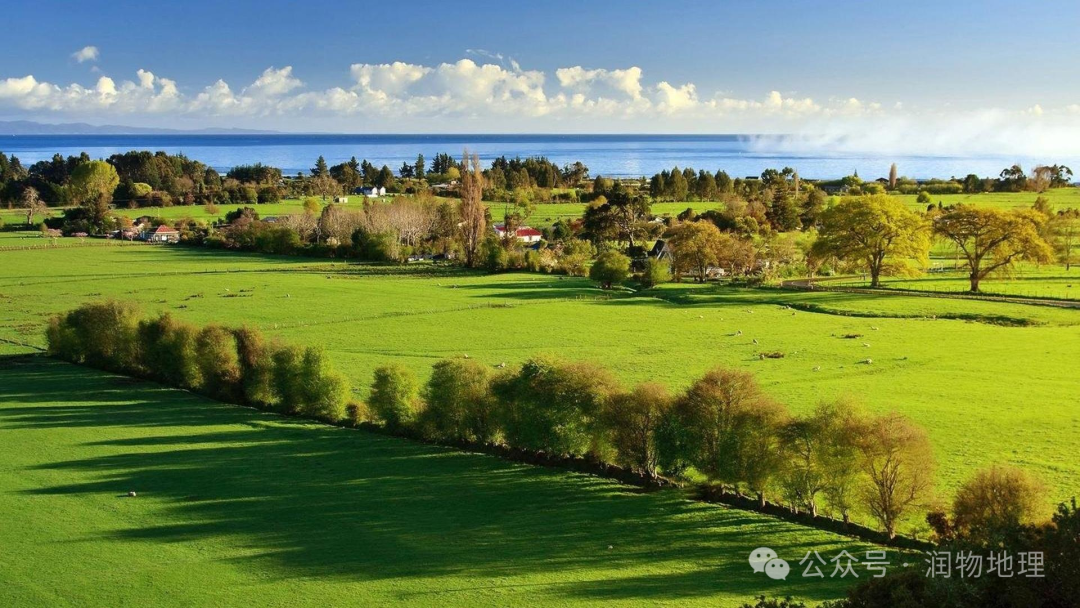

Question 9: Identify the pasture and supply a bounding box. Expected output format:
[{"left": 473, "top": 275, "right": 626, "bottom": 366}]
[
  {"left": 1, "top": 237, "right": 1079, "bottom": 517},
  {"left": 0, "top": 356, "right": 876, "bottom": 607}
]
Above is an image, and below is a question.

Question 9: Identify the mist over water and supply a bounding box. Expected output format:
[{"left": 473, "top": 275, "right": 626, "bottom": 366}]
[{"left": 0, "top": 133, "right": 1072, "bottom": 180}]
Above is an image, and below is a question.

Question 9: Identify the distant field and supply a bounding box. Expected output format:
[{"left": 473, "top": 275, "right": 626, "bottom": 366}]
[
  {"left": 890, "top": 187, "right": 1080, "bottom": 210},
  {"left": 833, "top": 266, "right": 1080, "bottom": 301},
  {"left": 2, "top": 240, "right": 1079, "bottom": 520},
  {"left": 0, "top": 356, "right": 876, "bottom": 607}
]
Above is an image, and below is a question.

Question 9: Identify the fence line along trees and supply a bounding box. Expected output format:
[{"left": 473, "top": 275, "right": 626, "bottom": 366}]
[
  {"left": 812, "top": 195, "right": 929, "bottom": 287},
  {"left": 932, "top": 206, "right": 1054, "bottom": 292}
]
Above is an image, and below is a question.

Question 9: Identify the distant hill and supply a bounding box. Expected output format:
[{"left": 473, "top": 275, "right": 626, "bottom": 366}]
[{"left": 0, "top": 120, "right": 277, "bottom": 135}]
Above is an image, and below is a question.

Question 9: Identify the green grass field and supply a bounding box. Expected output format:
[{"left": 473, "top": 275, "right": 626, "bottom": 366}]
[
  {"left": 0, "top": 355, "right": 879, "bottom": 607},
  {"left": 890, "top": 188, "right": 1080, "bottom": 211},
  {"left": 2, "top": 239, "right": 1079, "bottom": 516}
]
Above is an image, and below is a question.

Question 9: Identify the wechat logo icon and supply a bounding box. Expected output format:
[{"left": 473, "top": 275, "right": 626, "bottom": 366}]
[{"left": 749, "top": 547, "right": 790, "bottom": 580}]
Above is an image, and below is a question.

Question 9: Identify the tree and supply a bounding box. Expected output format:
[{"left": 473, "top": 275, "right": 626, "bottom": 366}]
[
  {"left": 310, "top": 174, "right": 339, "bottom": 201},
  {"left": 494, "top": 357, "right": 618, "bottom": 457},
  {"left": 812, "top": 195, "right": 930, "bottom": 287},
  {"left": 779, "top": 400, "right": 862, "bottom": 518},
  {"left": 1052, "top": 209, "right": 1080, "bottom": 270},
  {"left": 952, "top": 465, "right": 1046, "bottom": 543},
  {"left": 368, "top": 364, "right": 421, "bottom": 431},
  {"left": 312, "top": 155, "right": 329, "bottom": 177},
  {"left": 194, "top": 324, "right": 241, "bottom": 401},
  {"left": 20, "top": 186, "right": 46, "bottom": 225},
  {"left": 605, "top": 383, "right": 672, "bottom": 478},
  {"left": 855, "top": 412, "right": 935, "bottom": 538},
  {"left": 589, "top": 250, "right": 630, "bottom": 289},
  {"left": 69, "top": 160, "right": 119, "bottom": 205},
  {"left": 660, "top": 368, "right": 787, "bottom": 505},
  {"left": 458, "top": 151, "right": 486, "bottom": 267},
  {"left": 421, "top": 359, "right": 497, "bottom": 443},
  {"left": 888, "top": 163, "right": 898, "bottom": 190},
  {"left": 932, "top": 206, "right": 1054, "bottom": 292},
  {"left": 668, "top": 221, "right": 724, "bottom": 282},
  {"left": 414, "top": 154, "right": 425, "bottom": 179}
]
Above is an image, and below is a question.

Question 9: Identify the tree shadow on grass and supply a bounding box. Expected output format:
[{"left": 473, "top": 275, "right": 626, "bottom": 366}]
[{"left": 0, "top": 355, "right": 864, "bottom": 603}]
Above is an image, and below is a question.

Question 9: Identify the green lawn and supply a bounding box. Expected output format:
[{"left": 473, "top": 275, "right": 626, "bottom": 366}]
[
  {"left": 0, "top": 356, "right": 877, "bottom": 607},
  {"left": 2, "top": 241, "right": 1079, "bottom": 519},
  {"left": 832, "top": 266, "right": 1080, "bottom": 301},
  {"left": 890, "top": 187, "right": 1080, "bottom": 211}
]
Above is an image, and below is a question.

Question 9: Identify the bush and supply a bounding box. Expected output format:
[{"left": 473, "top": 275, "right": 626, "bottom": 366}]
[
  {"left": 605, "top": 382, "right": 672, "bottom": 477},
  {"left": 952, "top": 464, "right": 1046, "bottom": 543},
  {"left": 494, "top": 356, "right": 618, "bottom": 457},
  {"left": 46, "top": 300, "right": 141, "bottom": 373},
  {"left": 640, "top": 257, "right": 671, "bottom": 288},
  {"left": 270, "top": 344, "right": 306, "bottom": 415},
  {"left": 589, "top": 250, "right": 631, "bottom": 289},
  {"left": 194, "top": 325, "right": 242, "bottom": 401},
  {"left": 232, "top": 326, "right": 275, "bottom": 407},
  {"left": 297, "top": 347, "right": 348, "bottom": 422},
  {"left": 137, "top": 313, "right": 201, "bottom": 388},
  {"left": 420, "top": 359, "right": 498, "bottom": 442},
  {"left": 368, "top": 363, "right": 420, "bottom": 430}
]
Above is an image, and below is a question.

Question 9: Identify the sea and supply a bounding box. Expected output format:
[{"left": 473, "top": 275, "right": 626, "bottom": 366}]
[{"left": 0, "top": 134, "right": 1063, "bottom": 181}]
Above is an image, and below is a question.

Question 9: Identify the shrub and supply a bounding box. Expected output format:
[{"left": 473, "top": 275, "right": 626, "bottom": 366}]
[
  {"left": 605, "top": 382, "right": 672, "bottom": 477},
  {"left": 589, "top": 250, "right": 631, "bottom": 289},
  {"left": 345, "top": 401, "right": 369, "bottom": 426},
  {"left": 194, "top": 325, "right": 242, "bottom": 401},
  {"left": 137, "top": 313, "right": 201, "bottom": 388},
  {"left": 232, "top": 326, "right": 275, "bottom": 407},
  {"left": 297, "top": 347, "right": 348, "bottom": 422},
  {"left": 271, "top": 344, "right": 306, "bottom": 415},
  {"left": 495, "top": 356, "right": 618, "bottom": 457},
  {"left": 952, "top": 464, "right": 1046, "bottom": 543},
  {"left": 46, "top": 300, "right": 141, "bottom": 373},
  {"left": 368, "top": 363, "right": 420, "bottom": 430},
  {"left": 420, "top": 359, "right": 498, "bottom": 443},
  {"left": 640, "top": 257, "right": 671, "bottom": 288}
]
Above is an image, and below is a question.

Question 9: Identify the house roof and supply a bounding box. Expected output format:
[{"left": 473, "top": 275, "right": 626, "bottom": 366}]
[
  {"left": 153, "top": 225, "right": 179, "bottom": 234},
  {"left": 494, "top": 224, "right": 542, "bottom": 238}
]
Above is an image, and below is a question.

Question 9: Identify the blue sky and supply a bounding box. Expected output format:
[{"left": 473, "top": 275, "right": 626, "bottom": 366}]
[{"left": 2, "top": 0, "right": 1079, "bottom": 147}]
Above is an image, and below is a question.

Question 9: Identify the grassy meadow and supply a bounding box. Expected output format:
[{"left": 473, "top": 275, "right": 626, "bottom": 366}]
[
  {"left": 1, "top": 235, "right": 1079, "bottom": 512},
  {"left": 0, "top": 356, "right": 883, "bottom": 607}
]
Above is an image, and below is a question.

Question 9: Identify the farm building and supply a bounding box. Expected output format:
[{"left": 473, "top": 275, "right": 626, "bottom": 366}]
[
  {"left": 142, "top": 225, "right": 180, "bottom": 243},
  {"left": 493, "top": 224, "right": 543, "bottom": 243},
  {"left": 355, "top": 186, "right": 386, "bottom": 197},
  {"left": 334, "top": 196, "right": 349, "bottom": 203}
]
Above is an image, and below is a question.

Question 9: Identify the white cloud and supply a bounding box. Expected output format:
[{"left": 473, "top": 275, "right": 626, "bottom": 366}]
[
  {"left": 246, "top": 66, "right": 302, "bottom": 97},
  {"left": 4, "top": 58, "right": 1080, "bottom": 153},
  {"left": 556, "top": 66, "right": 644, "bottom": 100},
  {"left": 72, "top": 46, "right": 99, "bottom": 63}
]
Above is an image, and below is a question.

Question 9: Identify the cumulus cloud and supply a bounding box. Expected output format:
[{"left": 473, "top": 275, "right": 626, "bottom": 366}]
[
  {"left": 3, "top": 57, "right": 1080, "bottom": 153},
  {"left": 72, "top": 46, "right": 99, "bottom": 63}
]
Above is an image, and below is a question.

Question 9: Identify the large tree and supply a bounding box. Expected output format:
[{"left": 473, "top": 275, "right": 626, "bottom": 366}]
[
  {"left": 69, "top": 160, "right": 119, "bottom": 206},
  {"left": 457, "top": 151, "right": 487, "bottom": 268},
  {"left": 812, "top": 195, "right": 929, "bottom": 287},
  {"left": 932, "top": 206, "right": 1054, "bottom": 292}
]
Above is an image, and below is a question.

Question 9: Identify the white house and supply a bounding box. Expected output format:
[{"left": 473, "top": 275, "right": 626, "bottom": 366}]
[
  {"left": 493, "top": 224, "right": 543, "bottom": 243},
  {"left": 357, "top": 186, "right": 386, "bottom": 197},
  {"left": 334, "top": 196, "right": 349, "bottom": 203},
  {"left": 142, "top": 225, "right": 180, "bottom": 243}
]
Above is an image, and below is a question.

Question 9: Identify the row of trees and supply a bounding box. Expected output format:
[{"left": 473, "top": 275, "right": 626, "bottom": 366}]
[
  {"left": 365, "top": 356, "right": 938, "bottom": 539},
  {"left": 47, "top": 300, "right": 349, "bottom": 422},
  {"left": 48, "top": 300, "right": 1055, "bottom": 545},
  {"left": 811, "top": 195, "right": 1062, "bottom": 292}
]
